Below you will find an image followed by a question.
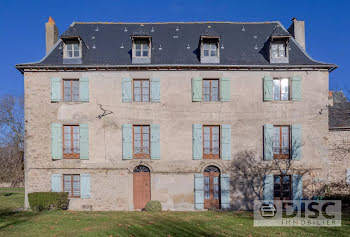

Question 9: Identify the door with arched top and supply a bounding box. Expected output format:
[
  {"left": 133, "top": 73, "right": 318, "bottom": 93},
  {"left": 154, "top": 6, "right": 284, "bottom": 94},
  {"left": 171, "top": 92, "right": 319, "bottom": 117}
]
[
  {"left": 204, "top": 165, "right": 220, "bottom": 209},
  {"left": 133, "top": 165, "right": 151, "bottom": 209}
]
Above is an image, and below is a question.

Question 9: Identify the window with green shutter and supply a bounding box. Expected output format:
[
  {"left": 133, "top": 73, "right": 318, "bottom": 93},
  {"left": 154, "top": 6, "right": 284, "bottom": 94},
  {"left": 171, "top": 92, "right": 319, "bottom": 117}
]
[
  {"left": 51, "top": 78, "right": 61, "bottom": 102},
  {"left": 192, "top": 77, "right": 202, "bottom": 102}
]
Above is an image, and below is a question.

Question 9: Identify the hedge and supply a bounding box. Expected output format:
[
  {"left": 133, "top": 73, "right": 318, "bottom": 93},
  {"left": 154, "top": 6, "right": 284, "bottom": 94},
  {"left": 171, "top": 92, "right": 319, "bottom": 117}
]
[
  {"left": 144, "top": 200, "right": 162, "bottom": 212},
  {"left": 28, "top": 192, "right": 69, "bottom": 211}
]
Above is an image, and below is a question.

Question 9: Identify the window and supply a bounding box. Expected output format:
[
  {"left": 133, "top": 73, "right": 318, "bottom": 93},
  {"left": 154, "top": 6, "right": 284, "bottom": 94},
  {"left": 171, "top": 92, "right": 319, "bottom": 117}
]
[
  {"left": 271, "top": 43, "right": 286, "bottom": 59},
  {"left": 63, "top": 79, "right": 79, "bottom": 102},
  {"left": 133, "top": 79, "right": 150, "bottom": 102},
  {"left": 203, "top": 43, "right": 217, "bottom": 57},
  {"left": 65, "top": 42, "right": 80, "bottom": 58},
  {"left": 273, "top": 78, "right": 289, "bottom": 101},
  {"left": 133, "top": 125, "right": 150, "bottom": 158},
  {"left": 203, "top": 125, "right": 220, "bottom": 159},
  {"left": 273, "top": 126, "right": 290, "bottom": 159},
  {"left": 134, "top": 40, "right": 150, "bottom": 57},
  {"left": 203, "top": 79, "right": 219, "bottom": 102},
  {"left": 63, "top": 125, "right": 80, "bottom": 159},
  {"left": 200, "top": 37, "right": 220, "bottom": 64},
  {"left": 63, "top": 174, "right": 80, "bottom": 197},
  {"left": 274, "top": 175, "right": 291, "bottom": 200}
]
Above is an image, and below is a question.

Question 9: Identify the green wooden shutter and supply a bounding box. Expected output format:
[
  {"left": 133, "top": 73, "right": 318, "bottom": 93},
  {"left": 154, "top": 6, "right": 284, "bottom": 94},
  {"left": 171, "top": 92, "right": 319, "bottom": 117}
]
[
  {"left": 264, "top": 124, "right": 273, "bottom": 160},
  {"left": 51, "top": 174, "right": 62, "bottom": 192},
  {"left": 221, "top": 124, "right": 231, "bottom": 160},
  {"left": 292, "top": 174, "right": 302, "bottom": 200},
  {"left": 122, "top": 124, "right": 132, "bottom": 159},
  {"left": 79, "top": 77, "right": 89, "bottom": 102},
  {"left": 122, "top": 78, "right": 132, "bottom": 102},
  {"left": 192, "top": 124, "right": 203, "bottom": 160},
  {"left": 80, "top": 124, "right": 89, "bottom": 160},
  {"left": 80, "top": 174, "right": 91, "bottom": 199},
  {"left": 151, "top": 124, "right": 160, "bottom": 159},
  {"left": 151, "top": 78, "right": 160, "bottom": 102},
  {"left": 194, "top": 174, "right": 204, "bottom": 210},
  {"left": 192, "top": 77, "right": 202, "bottom": 102},
  {"left": 220, "top": 78, "right": 230, "bottom": 102},
  {"left": 51, "top": 123, "right": 62, "bottom": 160},
  {"left": 263, "top": 76, "right": 273, "bottom": 101},
  {"left": 263, "top": 174, "right": 274, "bottom": 202},
  {"left": 292, "top": 76, "right": 302, "bottom": 101},
  {"left": 220, "top": 174, "right": 231, "bottom": 209},
  {"left": 51, "top": 77, "right": 61, "bottom": 102},
  {"left": 291, "top": 124, "right": 302, "bottom": 160}
]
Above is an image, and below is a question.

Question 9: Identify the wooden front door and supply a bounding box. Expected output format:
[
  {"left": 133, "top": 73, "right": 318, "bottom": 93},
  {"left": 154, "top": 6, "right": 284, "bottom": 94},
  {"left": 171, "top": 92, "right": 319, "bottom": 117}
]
[
  {"left": 204, "top": 171, "right": 220, "bottom": 209},
  {"left": 133, "top": 166, "right": 151, "bottom": 209}
]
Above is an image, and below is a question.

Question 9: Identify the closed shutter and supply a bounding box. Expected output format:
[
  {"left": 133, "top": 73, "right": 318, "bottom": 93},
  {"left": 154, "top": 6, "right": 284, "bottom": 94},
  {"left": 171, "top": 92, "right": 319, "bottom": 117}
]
[
  {"left": 151, "top": 124, "right": 160, "bottom": 159},
  {"left": 220, "top": 174, "right": 230, "bottom": 209},
  {"left": 51, "top": 77, "right": 61, "bottom": 102},
  {"left": 292, "top": 174, "right": 302, "bottom": 200},
  {"left": 292, "top": 76, "right": 302, "bottom": 101},
  {"left": 263, "top": 174, "right": 274, "bottom": 202},
  {"left": 221, "top": 124, "right": 231, "bottom": 160},
  {"left": 51, "top": 174, "right": 62, "bottom": 192},
  {"left": 264, "top": 124, "right": 273, "bottom": 160},
  {"left": 79, "top": 77, "right": 89, "bottom": 102},
  {"left": 194, "top": 174, "right": 204, "bottom": 210},
  {"left": 192, "top": 124, "right": 203, "bottom": 160},
  {"left": 51, "top": 123, "right": 62, "bottom": 160},
  {"left": 122, "top": 124, "right": 132, "bottom": 159},
  {"left": 151, "top": 78, "right": 160, "bottom": 102},
  {"left": 80, "top": 174, "right": 91, "bottom": 199},
  {"left": 192, "top": 77, "right": 202, "bottom": 102},
  {"left": 79, "top": 124, "right": 89, "bottom": 160},
  {"left": 220, "top": 78, "right": 230, "bottom": 102},
  {"left": 122, "top": 78, "right": 132, "bottom": 102},
  {"left": 347, "top": 168, "right": 350, "bottom": 184},
  {"left": 291, "top": 124, "right": 302, "bottom": 160},
  {"left": 263, "top": 76, "right": 273, "bottom": 101}
]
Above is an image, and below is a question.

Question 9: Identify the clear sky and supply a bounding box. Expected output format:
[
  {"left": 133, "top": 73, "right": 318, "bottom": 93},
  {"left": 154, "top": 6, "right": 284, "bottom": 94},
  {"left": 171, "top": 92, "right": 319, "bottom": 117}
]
[{"left": 1, "top": 0, "right": 349, "bottom": 97}]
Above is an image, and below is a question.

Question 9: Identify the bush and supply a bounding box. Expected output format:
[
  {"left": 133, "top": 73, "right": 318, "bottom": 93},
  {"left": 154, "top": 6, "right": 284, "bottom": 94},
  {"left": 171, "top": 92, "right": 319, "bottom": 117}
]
[
  {"left": 144, "top": 200, "right": 162, "bottom": 212},
  {"left": 322, "top": 194, "right": 350, "bottom": 205},
  {"left": 28, "top": 192, "right": 69, "bottom": 211}
]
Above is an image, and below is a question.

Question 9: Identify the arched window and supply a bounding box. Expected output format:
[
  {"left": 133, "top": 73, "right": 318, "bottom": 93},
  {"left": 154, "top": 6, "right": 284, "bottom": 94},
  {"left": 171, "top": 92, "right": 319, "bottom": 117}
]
[
  {"left": 133, "top": 165, "right": 150, "bottom": 173},
  {"left": 204, "top": 165, "right": 220, "bottom": 173}
]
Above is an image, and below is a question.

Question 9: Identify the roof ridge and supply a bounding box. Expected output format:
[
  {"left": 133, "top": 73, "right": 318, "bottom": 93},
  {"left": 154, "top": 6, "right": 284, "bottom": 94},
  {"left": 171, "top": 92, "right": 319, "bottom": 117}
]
[{"left": 71, "top": 21, "right": 280, "bottom": 25}]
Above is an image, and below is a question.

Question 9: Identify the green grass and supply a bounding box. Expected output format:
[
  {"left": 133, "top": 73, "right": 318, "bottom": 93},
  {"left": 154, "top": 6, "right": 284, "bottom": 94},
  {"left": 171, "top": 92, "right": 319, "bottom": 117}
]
[{"left": 0, "top": 188, "right": 349, "bottom": 237}]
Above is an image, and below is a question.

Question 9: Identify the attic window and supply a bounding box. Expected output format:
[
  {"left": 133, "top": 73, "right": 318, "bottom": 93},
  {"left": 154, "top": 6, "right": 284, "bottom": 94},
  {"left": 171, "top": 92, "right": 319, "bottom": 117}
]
[
  {"left": 200, "top": 36, "right": 220, "bottom": 64},
  {"left": 269, "top": 37, "right": 289, "bottom": 64},
  {"left": 132, "top": 36, "right": 151, "bottom": 64},
  {"left": 65, "top": 42, "right": 80, "bottom": 58},
  {"left": 61, "top": 36, "right": 83, "bottom": 64}
]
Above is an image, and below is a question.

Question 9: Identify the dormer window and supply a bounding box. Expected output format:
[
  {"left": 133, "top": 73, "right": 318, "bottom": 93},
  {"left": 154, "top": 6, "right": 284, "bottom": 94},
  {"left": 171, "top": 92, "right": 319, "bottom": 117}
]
[
  {"left": 269, "top": 36, "right": 290, "bottom": 64},
  {"left": 61, "top": 36, "right": 82, "bottom": 64},
  {"left": 200, "top": 36, "right": 220, "bottom": 64},
  {"left": 65, "top": 42, "right": 80, "bottom": 58},
  {"left": 132, "top": 36, "right": 151, "bottom": 64},
  {"left": 271, "top": 43, "right": 286, "bottom": 59}
]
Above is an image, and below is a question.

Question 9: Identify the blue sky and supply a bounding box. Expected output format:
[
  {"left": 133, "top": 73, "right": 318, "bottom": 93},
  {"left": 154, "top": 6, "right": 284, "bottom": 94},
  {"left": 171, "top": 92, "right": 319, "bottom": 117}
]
[{"left": 1, "top": 0, "right": 349, "bottom": 97}]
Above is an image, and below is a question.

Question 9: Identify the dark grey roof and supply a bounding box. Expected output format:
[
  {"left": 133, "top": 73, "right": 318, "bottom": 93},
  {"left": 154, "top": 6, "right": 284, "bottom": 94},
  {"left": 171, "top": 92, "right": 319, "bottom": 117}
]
[
  {"left": 16, "top": 22, "right": 336, "bottom": 68},
  {"left": 329, "top": 91, "right": 350, "bottom": 128}
]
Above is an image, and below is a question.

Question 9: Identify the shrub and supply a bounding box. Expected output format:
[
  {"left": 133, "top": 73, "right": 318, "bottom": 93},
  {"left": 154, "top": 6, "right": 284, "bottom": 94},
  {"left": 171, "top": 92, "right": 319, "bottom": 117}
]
[
  {"left": 144, "top": 200, "right": 162, "bottom": 212},
  {"left": 28, "top": 192, "right": 69, "bottom": 211},
  {"left": 322, "top": 194, "right": 350, "bottom": 205}
]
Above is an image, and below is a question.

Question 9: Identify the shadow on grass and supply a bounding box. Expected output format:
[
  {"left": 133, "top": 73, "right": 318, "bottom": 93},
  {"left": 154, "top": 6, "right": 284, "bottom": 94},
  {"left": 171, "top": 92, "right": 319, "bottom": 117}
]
[{"left": 0, "top": 208, "right": 38, "bottom": 230}]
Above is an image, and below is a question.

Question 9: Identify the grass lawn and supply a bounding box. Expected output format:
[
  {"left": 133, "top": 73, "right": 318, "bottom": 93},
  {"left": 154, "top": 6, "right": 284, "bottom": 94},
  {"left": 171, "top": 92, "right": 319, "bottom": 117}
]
[{"left": 0, "top": 188, "right": 349, "bottom": 237}]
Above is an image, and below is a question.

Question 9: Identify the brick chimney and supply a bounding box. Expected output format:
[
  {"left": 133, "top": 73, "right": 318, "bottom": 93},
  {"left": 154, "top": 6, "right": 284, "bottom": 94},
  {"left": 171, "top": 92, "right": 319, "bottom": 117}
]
[
  {"left": 45, "top": 17, "right": 58, "bottom": 55},
  {"left": 288, "top": 18, "right": 306, "bottom": 51}
]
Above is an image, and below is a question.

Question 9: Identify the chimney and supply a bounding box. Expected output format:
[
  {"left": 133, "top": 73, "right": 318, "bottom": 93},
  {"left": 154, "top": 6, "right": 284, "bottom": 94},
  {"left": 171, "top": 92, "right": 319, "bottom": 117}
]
[
  {"left": 45, "top": 17, "right": 58, "bottom": 55},
  {"left": 288, "top": 18, "right": 306, "bottom": 51}
]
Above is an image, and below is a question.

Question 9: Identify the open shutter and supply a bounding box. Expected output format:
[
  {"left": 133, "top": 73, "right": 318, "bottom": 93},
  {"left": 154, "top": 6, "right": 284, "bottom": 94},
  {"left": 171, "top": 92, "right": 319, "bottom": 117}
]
[
  {"left": 80, "top": 124, "right": 89, "bottom": 160},
  {"left": 51, "top": 123, "right": 62, "bottom": 160},
  {"left": 122, "top": 124, "right": 132, "bottom": 160},
  {"left": 79, "top": 77, "right": 89, "bottom": 102},
  {"left": 151, "top": 78, "right": 160, "bottom": 102},
  {"left": 292, "top": 174, "right": 302, "bottom": 200},
  {"left": 220, "top": 174, "right": 231, "bottom": 209},
  {"left": 264, "top": 124, "right": 273, "bottom": 160},
  {"left": 192, "top": 77, "right": 202, "bottom": 102},
  {"left": 80, "top": 174, "right": 91, "bottom": 199},
  {"left": 194, "top": 174, "right": 204, "bottom": 210},
  {"left": 51, "top": 77, "right": 61, "bottom": 102},
  {"left": 263, "top": 174, "right": 274, "bottom": 202},
  {"left": 291, "top": 124, "right": 302, "bottom": 160},
  {"left": 151, "top": 124, "right": 160, "bottom": 159},
  {"left": 263, "top": 76, "right": 273, "bottom": 101},
  {"left": 192, "top": 124, "right": 203, "bottom": 160},
  {"left": 220, "top": 78, "right": 230, "bottom": 102},
  {"left": 347, "top": 168, "right": 350, "bottom": 184},
  {"left": 122, "top": 78, "right": 132, "bottom": 102},
  {"left": 221, "top": 124, "right": 231, "bottom": 160},
  {"left": 51, "top": 174, "right": 62, "bottom": 192},
  {"left": 292, "top": 76, "right": 302, "bottom": 101}
]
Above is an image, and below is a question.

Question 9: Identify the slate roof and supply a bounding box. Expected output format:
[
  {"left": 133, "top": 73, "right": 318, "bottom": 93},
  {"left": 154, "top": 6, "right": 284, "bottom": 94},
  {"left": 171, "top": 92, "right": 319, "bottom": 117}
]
[
  {"left": 329, "top": 91, "right": 350, "bottom": 129},
  {"left": 16, "top": 21, "right": 336, "bottom": 69}
]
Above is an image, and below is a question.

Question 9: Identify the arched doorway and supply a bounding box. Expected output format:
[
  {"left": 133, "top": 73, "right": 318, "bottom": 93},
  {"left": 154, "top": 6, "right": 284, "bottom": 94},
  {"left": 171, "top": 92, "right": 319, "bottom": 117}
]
[
  {"left": 133, "top": 165, "right": 151, "bottom": 209},
  {"left": 204, "top": 165, "right": 220, "bottom": 209}
]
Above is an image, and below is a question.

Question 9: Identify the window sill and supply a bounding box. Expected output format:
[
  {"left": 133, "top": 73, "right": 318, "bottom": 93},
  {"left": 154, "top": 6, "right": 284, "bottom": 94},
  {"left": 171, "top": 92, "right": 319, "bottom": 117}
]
[{"left": 264, "top": 100, "right": 295, "bottom": 104}]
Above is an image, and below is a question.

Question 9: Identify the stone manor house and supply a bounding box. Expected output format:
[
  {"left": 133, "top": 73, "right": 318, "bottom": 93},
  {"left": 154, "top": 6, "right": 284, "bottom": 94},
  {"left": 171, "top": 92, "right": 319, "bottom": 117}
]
[{"left": 16, "top": 17, "right": 339, "bottom": 210}]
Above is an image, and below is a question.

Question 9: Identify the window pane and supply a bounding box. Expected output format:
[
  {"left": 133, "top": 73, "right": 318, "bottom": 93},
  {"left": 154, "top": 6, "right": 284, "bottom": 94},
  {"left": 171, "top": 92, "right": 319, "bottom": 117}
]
[
  {"left": 64, "top": 126, "right": 72, "bottom": 153},
  {"left": 64, "top": 175, "right": 72, "bottom": 195},
  {"left": 203, "top": 80, "right": 210, "bottom": 102},
  {"left": 203, "top": 43, "right": 209, "bottom": 50},
  {"left": 67, "top": 50, "right": 73, "bottom": 58},
  {"left": 73, "top": 126, "right": 80, "bottom": 153},
  {"left": 67, "top": 44, "right": 72, "bottom": 50},
  {"left": 136, "top": 51, "right": 141, "bottom": 57},
  {"left": 203, "top": 127, "right": 210, "bottom": 154},
  {"left": 281, "top": 79, "right": 289, "bottom": 101},
  {"left": 212, "top": 126, "right": 219, "bottom": 154},
  {"left": 64, "top": 80, "right": 72, "bottom": 102},
  {"left": 278, "top": 44, "right": 285, "bottom": 57},
  {"left": 211, "top": 80, "right": 219, "bottom": 101},
  {"left": 74, "top": 50, "right": 80, "bottom": 57},
  {"left": 273, "top": 127, "right": 280, "bottom": 155},
  {"left": 271, "top": 44, "right": 278, "bottom": 58},
  {"left": 213, "top": 176, "right": 219, "bottom": 199},
  {"left": 204, "top": 176, "right": 210, "bottom": 199},
  {"left": 204, "top": 50, "right": 209, "bottom": 57},
  {"left": 72, "top": 80, "right": 79, "bottom": 102},
  {"left": 142, "top": 80, "right": 149, "bottom": 102},
  {"left": 136, "top": 44, "right": 141, "bottom": 50},
  {"left": 273, "top": 80, "right": 281, "bottom": 101},
  {"left": 282, "top": 127, "right": 289, "bottom": 154},
  {"left": 73, "top": 175, "right": 80, "bottom": 196},
  {"left": 134, "top": 126, "right": 141, "bottom": 153},
  {"left": 73, "top": 44, "right": 79, "bottom": 50}
]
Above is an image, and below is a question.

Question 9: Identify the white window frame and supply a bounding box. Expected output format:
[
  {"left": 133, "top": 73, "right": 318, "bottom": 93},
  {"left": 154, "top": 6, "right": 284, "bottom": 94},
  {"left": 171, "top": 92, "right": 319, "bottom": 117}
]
[
  {"left": 132, "top": 39, "right": 151, "bottom": 58},
  {"left": 271, "top": 42, "right": 287, "bottom": 59},
  {"left": 203, "top": 42, "right": 218, "bottom": 57},
  {"left": 273, "top": 78, "right": 290, "bottom": 101},
  {"left": 63, "top": 41, "right": 82, "bottom": 59}
]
